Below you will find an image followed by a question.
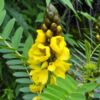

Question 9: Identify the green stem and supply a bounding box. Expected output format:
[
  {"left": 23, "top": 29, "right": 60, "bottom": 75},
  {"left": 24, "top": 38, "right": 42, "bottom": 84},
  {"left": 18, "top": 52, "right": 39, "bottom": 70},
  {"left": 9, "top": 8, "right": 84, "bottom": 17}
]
[
  {"left": 90, "top": 44, "right": 100, "bottom": 58},
  {"left": 3, "top": 39, "right": 22, "bottom": 57}
]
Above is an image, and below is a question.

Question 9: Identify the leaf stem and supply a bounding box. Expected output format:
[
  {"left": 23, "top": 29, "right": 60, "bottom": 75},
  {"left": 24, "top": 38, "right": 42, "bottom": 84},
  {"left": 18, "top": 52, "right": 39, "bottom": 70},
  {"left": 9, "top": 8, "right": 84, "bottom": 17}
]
[{"left": 90, "top": 44, "right": 100, "bottom": 58}]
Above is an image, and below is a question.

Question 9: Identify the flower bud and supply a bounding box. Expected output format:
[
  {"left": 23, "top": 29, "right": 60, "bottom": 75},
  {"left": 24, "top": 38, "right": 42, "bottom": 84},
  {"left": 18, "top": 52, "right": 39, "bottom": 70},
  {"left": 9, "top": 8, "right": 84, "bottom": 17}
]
[
  {"left": 96, "top": 34, "right": 100, "bottom": 41},
  {"left": 57, "top": 25, "right": 62, "bottom": 33},
  {"left": 50, "top": 23, "right": 57, "bottom": 31},
  {"left": 53, "top": 15, "right": 60, "bottom": 24},
  {"left": 46, "top": 30, "right": 53, "bottom": 38},
  {"left": 45, "top": 17, "right": 51, "bottom": 27},
  {"left": 47, "top": 11, "right": 54, "bottom": 20},
  {"left": 48, "top": 4, "right": 58, "bottom": 14},
  {"left": 41, "top": 24, "right": 47, "bottom": 32}
]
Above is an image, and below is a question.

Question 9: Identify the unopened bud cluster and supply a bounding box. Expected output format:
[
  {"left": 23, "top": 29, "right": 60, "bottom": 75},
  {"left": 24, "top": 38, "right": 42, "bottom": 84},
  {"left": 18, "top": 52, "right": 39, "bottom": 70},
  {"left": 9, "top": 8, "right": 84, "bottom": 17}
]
[{"left": 41, "top": 4, "right": 62, "bottom": 38}]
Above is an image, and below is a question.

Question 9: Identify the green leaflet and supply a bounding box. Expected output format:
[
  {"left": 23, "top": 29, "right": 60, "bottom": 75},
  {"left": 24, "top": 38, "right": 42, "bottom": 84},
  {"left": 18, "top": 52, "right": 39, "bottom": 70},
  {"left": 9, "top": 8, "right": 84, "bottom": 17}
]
[
  {"left": 13, "top": 72, "right": 29, "bottom": 77},
  {"left": 20, "top": 87, "right": 30, "bottom": 93},
  {"left": 67, "top": 93, "right": 85, "bottom": 100},
  {"left": 6, "top": 59, "right": 22, "bottom": 65},
  {"left": 0, "top": 0, "right": 4, "bottom": 11},
  {"left": 23, "top": 94, "right": 36, "bottom": 100},
  {"left": 16, "top": 78, "right": 32, "bottom": 84},
  {"left": 0, "top": 10, "right": 6, "bottom": 25},
  {"left": 11, "top": 27, "right": 23, "bottom": 49},
  {"left": 77, "top": 82, "right": 97, "bottom": 93},
  {"left": 22, "top": 34, "right": 33, "bottom": 58},
  {"left": 35, "top": 12, "right": 45, "bottom": 23},
  {"left": 2, "top": 18, "right": 16, "bottom": 39},
  {"left": 3, "top": 53, "right": 17, "bottom": 59},
  {"left": 79, "top": 11, "right": 96, "bottom": 22},
  {"left": 9, "top": 65, "right": 26, "bottom": 70}
]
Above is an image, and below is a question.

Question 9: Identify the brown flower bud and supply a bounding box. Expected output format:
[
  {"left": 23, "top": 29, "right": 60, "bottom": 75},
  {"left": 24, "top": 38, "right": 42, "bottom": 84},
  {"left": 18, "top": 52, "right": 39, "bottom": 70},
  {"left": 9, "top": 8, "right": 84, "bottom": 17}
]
[
  {"left": 48, "top": 4, "right": 58, "bottom": 14},
  {"left": 53, "top": 15, "right": 60, "bottom": 24},
  {"left": 45, "top": 17, "right": 51, "bottom": 27},
  {"left": 47, "top": 11, "right": 54, "bottom": 20},
  {"left": 50, "top": 23, "right": 57, "bottom": 31},
  {"left": 41, "top": 23, "right": 47, "bottom": 32}
]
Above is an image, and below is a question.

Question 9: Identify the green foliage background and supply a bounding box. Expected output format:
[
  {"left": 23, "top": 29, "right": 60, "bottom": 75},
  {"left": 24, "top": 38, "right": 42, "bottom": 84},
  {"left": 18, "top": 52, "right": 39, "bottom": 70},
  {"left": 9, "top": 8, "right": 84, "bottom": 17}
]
[{"left": 0, "top": 0, "right": 100, "bottom": 100}]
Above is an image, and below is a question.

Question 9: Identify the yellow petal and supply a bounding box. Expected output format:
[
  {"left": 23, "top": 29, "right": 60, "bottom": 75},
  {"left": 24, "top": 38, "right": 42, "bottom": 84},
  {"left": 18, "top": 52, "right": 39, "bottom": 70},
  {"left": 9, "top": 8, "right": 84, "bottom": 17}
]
[
  {"left": 41, "top": 61, "right": 48, "bottom": 69},
  {"left": 29, "top": 84, "right": 43, "bottom": 93},
  {"left": 31, "top": 69, "right": 48, "bottom": 84},
  {"left": 54, "top": 68, "right": 65, "bottom": 79},
  {"left": 50, "top": 36, "right": 66, "bottom": 53},
  {"left": 28, "top": 43, "right": 50, "bottom": 65},
  {"left": 35, "top": 29, "right": 46, "bottom": 43},
  {"left": 56, "top": 47, "right": 70, "bottom": 61},
  {"left": 50, "top": 60, "right": 71, "bottom": 78},
  {"left": 54, "top": 60, "right": 71, "bottom": 72},
  {"left": 48, "top": 62, "right": 56, "bottom": 72},
  {"left": 37, "top": 44, "right": 51, "bottom": 62}
]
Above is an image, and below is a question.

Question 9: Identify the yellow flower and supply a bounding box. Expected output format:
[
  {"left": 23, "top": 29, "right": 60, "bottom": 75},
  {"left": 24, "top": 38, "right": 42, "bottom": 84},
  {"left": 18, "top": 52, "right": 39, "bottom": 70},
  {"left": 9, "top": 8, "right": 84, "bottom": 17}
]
[
  {"left": 48, "top": 60, "right": 71, "bottom": 78},
  {"left": 28, "top": 43, "right": 50, "bottom": 65},
  {"left": 33, "top": 96, "right": 41, "bottom": 100},
  {"left": 56, "top": 47, "right": 70, "bottom": 61},
  {"left": 29, "top": 62, "right": 49, "bottom": 93},
  {"left": 35, "top": 29, "right": 46, "bottom": 43},
  {"left": 29, "top": 84, "right": 44, "bottom": 93},
  {"left": 30, "top": 69, "right": 48, "bottom": 85},
  {"left": 50, "top": 36, "right": 66, "bottom": 53}
]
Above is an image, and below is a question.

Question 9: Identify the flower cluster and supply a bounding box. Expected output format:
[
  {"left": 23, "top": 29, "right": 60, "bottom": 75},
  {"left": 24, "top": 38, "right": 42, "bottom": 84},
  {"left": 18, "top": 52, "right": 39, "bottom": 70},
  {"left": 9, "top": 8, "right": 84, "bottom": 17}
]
[{"left": 28, "top": 4, "right": 71, "bottom": 97}]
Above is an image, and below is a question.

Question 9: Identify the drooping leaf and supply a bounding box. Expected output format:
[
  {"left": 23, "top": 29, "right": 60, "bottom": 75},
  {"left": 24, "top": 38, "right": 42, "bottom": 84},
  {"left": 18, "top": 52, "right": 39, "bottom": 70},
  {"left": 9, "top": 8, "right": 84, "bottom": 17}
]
[
  {"left": 60, "top": 0, "right": 79, "bottom": 19},
  {"left": 35, "top": 12, "right": 45, "bottom": 23},
  {"left": 85, "top": 0, "right": 93, "bottom": 8},
  {"left": 79, "top": 11, "right": 96, "bottom": 22}
]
